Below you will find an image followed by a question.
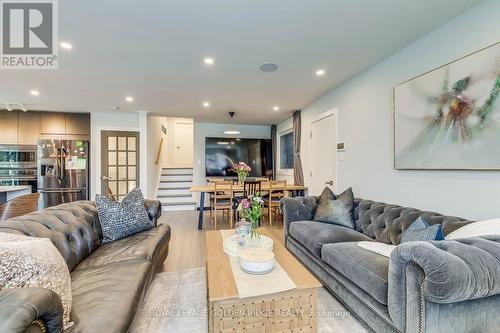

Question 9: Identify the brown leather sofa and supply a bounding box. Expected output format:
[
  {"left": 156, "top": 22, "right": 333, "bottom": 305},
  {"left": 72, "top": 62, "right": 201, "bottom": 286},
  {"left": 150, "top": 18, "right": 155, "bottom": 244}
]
[{"left": 0, "top": 200, "right": 170, "bottom": 333}]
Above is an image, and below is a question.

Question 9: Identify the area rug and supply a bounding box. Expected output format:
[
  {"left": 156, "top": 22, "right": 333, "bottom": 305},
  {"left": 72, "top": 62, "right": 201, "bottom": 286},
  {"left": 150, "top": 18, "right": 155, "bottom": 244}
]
[{"left": 130, "top": 268, "right": 368, "bottom": 333}]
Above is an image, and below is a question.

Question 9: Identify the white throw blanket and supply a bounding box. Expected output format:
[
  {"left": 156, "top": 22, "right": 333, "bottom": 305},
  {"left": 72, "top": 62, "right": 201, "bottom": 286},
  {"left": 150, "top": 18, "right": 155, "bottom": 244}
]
[{"left": 357, "top": 241, "right": 396, "bottom": 258}]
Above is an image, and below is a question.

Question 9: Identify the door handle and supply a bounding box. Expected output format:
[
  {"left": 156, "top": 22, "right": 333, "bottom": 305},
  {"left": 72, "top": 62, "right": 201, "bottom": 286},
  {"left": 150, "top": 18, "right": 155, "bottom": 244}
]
[
  {"left": 325, "top": 181, "right": 334, "bottom": 185},
  {"left": 101, "top": 176, "right": 113, "bottom": 181}
]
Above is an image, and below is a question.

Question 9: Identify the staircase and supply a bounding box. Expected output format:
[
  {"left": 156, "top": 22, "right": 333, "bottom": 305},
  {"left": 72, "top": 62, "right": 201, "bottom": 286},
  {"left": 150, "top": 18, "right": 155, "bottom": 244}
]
[{"left": 156, "top": 167, "right": 196, "bottom": 211}]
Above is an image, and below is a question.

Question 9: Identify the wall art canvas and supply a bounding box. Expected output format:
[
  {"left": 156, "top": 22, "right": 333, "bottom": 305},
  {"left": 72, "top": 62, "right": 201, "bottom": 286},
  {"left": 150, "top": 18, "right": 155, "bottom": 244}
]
[{"left": 395, "top": 42, "right": 500, "bottom": 170}]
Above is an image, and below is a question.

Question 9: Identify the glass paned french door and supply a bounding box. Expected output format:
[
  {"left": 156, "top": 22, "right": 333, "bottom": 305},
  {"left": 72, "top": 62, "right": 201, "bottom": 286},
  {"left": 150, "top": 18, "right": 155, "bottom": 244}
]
[{"left": 101, "top": 131, "right": 139, "bottom": 200}]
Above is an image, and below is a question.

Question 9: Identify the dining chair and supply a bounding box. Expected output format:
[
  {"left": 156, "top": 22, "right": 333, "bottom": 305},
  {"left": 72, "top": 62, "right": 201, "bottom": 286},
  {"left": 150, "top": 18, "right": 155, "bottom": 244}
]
[
  {"left": 263, "top": 180, "right": 286, "bottom": 226},
  {"left": 211, "top": 181, "right": 234, "bottom": 229},
  {"left": 208, "top": 178, "right": 225, "bottom": 213},
  {"left": 0, "top": 193, "right": 40, "bottom": 221}
]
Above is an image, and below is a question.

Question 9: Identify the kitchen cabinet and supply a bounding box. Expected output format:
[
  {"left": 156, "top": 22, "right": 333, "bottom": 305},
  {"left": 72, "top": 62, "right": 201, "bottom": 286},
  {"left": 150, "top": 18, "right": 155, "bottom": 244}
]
[
  {"left": 65, "top": 113, "right": 90, "bottom": 135},
  {"left": 18, "top": 111, "right": 41, "bottom": 145},
  {"left": 41, "top": 112, "right": 66, "bottom": 134},
  {"left": 0, "top": 111, "right": 19, "bottom": 144}
]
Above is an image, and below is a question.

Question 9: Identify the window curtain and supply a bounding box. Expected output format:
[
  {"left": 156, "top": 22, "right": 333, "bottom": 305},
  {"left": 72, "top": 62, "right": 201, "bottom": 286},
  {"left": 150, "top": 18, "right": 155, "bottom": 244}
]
[
  {"left": 293, "top": 110, "right": 304, "bottom": 185},
  {"left": 271, "top": 124, "right": 277, "bottom": 180}
]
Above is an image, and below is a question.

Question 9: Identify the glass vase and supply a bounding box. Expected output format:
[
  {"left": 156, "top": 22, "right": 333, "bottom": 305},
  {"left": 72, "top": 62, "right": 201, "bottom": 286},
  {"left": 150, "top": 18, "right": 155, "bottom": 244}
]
[{"left": 238, "top": 173, "right": 247, "bottom": 185}]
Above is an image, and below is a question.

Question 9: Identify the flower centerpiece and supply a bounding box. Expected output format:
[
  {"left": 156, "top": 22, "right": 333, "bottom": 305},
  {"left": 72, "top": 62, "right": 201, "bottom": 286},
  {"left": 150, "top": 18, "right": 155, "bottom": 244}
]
[
  {"left": 237, "top": 194, "right": 263, "bottom": 239},
  {"left": 233, "top": 161, "right": 251, "bottom": 185}
]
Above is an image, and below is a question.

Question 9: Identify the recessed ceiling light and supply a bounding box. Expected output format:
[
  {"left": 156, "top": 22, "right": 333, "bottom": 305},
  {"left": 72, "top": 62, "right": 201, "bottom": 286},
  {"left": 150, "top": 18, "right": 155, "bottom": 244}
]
[
  {"left": 316, "top": 69, "right": 326, "bottom": 76},
  {"left": 202, "top": 101, "right": 210, "bottom": 108},
  {"left": 60, "top": 41, "right": 73, "bottom": 50},
  {"left": 224, "top": 130, "right": 240, "bottom": 135},
  {"left": 30, "top": 90, "right": 40, "bottom": 96},
  {"left": 259, "top": 63, "right": 279, "bottom": 73},
  {"left": 204, "top": 57, "right": 214, "bottom": 65},
  {"left": 125, "top": 96, "right": 134, "bottom": 103},
  {"left": 273, "top": 106, "right": 280, "bottom": 111}
]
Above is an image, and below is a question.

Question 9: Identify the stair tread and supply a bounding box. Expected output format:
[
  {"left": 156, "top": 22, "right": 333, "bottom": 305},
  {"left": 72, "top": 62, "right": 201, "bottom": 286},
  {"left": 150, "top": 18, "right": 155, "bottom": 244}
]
[
  {"left": 156, "top": 193, "right": 192, "bottom": 198},
  {"left": 160, "top": 180, "right": 192, "bottom": 183},
  {"left": 162, "top": 201, "right": 197, "bottom": 206}
]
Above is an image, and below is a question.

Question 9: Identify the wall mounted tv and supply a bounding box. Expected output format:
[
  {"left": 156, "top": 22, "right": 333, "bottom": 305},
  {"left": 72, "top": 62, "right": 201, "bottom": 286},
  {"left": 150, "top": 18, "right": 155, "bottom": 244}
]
[{"left": 205, "top": 137, "right": 273, "bottom": 177}]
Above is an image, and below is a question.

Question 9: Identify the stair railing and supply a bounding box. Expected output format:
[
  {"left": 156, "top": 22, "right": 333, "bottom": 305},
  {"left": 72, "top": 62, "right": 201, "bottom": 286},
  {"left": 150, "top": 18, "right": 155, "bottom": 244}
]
[{"left": 155, "top": 138, "right": 164, "bottom": 165}]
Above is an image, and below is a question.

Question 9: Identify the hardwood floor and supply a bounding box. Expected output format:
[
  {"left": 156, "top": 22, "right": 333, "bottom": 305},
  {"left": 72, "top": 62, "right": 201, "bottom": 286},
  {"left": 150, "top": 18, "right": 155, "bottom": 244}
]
[{"left": 159, "top": 210, "right": 284, "bottom": 272}]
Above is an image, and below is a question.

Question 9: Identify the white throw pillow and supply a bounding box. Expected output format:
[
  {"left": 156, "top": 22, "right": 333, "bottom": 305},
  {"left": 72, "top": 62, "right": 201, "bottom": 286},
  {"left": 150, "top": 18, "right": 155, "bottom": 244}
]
[
  {"left": 357, "top": 241, "right": 397, "bottom": 258},
  {"left": 446, "top": 218, "right": 500, "bottom": 240},
  {"left": 0, "top": 232, "right": 73, "bottom": 330}
]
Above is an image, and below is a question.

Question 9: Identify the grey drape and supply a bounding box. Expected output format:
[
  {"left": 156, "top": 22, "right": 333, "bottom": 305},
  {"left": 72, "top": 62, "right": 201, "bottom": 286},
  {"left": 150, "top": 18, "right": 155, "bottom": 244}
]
[
  {"left": 271, "top": 124, "right": 277, "bottom": 180},
  {"left": 293, "top": 110, "right": 304, "bottom": 185}
]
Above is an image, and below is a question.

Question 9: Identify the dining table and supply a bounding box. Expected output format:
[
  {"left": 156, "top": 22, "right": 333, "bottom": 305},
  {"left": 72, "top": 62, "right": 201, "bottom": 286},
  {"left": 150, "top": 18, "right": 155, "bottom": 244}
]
[{"left": 189, "top": 183, "right": 308, "bottom": 230}]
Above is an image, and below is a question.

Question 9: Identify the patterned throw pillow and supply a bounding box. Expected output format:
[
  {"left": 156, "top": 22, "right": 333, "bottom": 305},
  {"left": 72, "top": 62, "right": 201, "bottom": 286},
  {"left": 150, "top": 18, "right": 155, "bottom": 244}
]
[
  {"left": 95, "top": 187, "right": 154, "bottom": 244},
  {"left": 0, "top": 232, "right": 73, "bottom": 330},
  {"left": 401, "top": 217, "right": 445, "bottom": 243},
  {"left": 313, "top": 187, "right": 355, "bottom": 229}
]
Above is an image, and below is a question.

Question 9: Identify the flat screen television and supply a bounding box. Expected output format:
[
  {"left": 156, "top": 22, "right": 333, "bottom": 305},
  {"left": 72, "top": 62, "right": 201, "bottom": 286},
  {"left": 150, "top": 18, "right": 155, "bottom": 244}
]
[{"left": 205, "top": 137, "right": 273, "bottom": 177}]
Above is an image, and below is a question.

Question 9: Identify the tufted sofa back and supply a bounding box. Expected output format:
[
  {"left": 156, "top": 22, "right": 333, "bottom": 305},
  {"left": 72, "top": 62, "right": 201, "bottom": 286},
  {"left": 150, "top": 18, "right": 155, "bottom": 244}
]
[
  {"left": 0, "top": 199, "right": 162, "bottom": 271},
  {"left": 353, "top": 198, "right": 471, "bottom": 245},
  {"left": 0, "top": 201, "right": 101, "bottom": 271}
]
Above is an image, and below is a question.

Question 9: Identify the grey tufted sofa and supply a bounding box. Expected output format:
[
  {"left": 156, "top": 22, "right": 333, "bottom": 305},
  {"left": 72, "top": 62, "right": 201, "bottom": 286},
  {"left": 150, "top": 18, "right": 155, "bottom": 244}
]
[
  {"left": 0, "top": 200, "right": 170, "bottom": 333},
  {"left": 280, "top": 196, "right": 500, "bottom": 333}
]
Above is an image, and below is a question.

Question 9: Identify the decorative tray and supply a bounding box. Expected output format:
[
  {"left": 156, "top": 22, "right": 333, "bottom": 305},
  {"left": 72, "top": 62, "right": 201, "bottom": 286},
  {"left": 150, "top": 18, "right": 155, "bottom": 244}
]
[{"left": 223, "top": 234, "right": 273, "bottom": 257}]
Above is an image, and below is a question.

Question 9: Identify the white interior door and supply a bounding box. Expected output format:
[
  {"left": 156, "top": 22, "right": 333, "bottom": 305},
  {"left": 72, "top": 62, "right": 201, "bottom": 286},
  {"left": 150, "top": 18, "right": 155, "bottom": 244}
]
[
  {"left": 310, "top": 113, "right": 337, "bottom": 195},
  {"left": 174, "top": 121, "right": 193, "bottom": 167}
]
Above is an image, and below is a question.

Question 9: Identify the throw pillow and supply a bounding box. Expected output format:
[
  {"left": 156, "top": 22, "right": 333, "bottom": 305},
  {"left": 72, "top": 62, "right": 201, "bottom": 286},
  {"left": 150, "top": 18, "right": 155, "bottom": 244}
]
[
  {"left": 446, "top": 218, "right": 500, "bottom": 240},
  {"left": 313, "top": 187, "right": 355, "bottom": 229},
  {"left": 0, "top": 232, "right": 73, "bottom": 330},
  {"left": 401, "top": 217, "right": 445, "bottom": 243},
  {"left": 357, "top": 241, "right": 397, "bottom": 258},
  {"left": 96, "top": 187, "right": 154, "bottom": 244}
]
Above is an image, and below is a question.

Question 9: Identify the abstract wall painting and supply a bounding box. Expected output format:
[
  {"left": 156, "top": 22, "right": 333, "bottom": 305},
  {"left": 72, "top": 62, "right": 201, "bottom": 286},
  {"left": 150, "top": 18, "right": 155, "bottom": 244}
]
[{"left": 394, "top": 42, "right": 500, "bottom": 170}]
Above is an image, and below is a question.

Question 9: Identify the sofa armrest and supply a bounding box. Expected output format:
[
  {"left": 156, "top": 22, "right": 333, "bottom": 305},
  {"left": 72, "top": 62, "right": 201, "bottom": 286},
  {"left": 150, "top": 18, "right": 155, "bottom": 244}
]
[
  {"left": 144, "top": 199, "right": 162, "bottom": 226},
  {"left": 388, "top": 236, "right": 500, "bottom": 332},
  {"left": 0, "top": 288, "right": 64, "bottom": 333},
  {"left": 280, "top": 196, "right": 318, "bottom": 237}
]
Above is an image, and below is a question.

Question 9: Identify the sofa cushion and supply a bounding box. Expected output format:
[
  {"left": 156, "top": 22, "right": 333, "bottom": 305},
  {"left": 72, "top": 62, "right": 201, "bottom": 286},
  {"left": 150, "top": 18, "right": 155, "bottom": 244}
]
[
  {"left": 322, "top": 242, "right": 389, "bottom": 305},
  {"left": 70, "top": 260, "right": 150, "bottom": 333},
  {"left": 313, "top": 187, "right": 355, "bottom": 229},
  {"left": 96, "top": 188, "right": 154, "bottom": 244},
  {"left": 289, "top": 221, "right": 372, "bottom": 258},
  {"left": 401, "top": 217, "right": 444, "bottom": 243},
  {"left": 74, "top": 224, "right": 171, "bottom": 271}
]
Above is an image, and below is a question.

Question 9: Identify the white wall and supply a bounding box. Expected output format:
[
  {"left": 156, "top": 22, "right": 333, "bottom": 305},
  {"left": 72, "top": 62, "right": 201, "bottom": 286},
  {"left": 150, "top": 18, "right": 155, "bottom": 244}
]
[
  {"left": 193, "top": 122, "right": 271, "bottom": 205},
  {"left": 146, "top": 116, "right": 168, "bottom": 199},
  {"left": 90, "top": 111, "right": 148, "bottom": 199},
  {"left": 300, "top": 0, "right": 500, "bottom": 220}
]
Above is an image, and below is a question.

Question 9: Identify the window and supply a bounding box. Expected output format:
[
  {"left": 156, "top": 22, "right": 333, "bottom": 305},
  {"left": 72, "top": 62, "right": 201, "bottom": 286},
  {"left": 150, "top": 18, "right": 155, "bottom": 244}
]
[{"left": 280, "top": 131, "right": 294, "bottom": 169}]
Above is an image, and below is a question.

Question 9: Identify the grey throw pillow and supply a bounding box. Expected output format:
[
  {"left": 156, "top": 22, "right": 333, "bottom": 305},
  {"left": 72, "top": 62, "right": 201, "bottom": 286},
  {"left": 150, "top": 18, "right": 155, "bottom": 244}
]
[
  {"left": 401, "top": 217, "right": 445, "bottom": 243},
  {"left": 313, "top": 187, "right": 355, "bottom": 229},
  {"left": 96, "top": 187, "right": 154, "bottom": 244}
]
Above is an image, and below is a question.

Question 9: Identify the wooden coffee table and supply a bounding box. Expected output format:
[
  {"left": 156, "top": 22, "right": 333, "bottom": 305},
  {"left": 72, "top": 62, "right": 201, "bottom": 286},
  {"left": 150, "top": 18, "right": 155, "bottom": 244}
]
[{"left": 206, "top": 228, "right": 322, "bottom": 333}]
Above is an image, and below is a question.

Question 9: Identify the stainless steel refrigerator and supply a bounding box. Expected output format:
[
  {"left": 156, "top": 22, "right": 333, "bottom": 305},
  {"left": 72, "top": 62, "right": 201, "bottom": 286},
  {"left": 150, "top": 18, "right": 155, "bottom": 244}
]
[{"left": 37, "top": 139, "right": 89, "bottom": 209}]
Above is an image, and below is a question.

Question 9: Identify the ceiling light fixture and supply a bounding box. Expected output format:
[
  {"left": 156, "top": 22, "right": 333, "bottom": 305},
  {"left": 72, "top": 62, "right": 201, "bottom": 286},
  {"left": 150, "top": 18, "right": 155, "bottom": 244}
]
[
  {"left": 259, "top": 63, "right": 279, "bottom": 73},
  {"left": 223, "top": 130, "right": 240, "bottom": 135},
  {"left": 202, "top": 101, "right": 210, "bottom": 108},
  {"left": 204, "top": 57, "right": 214, "bottom": 65},
  {"left": 273, "top": 106, "right": 280, "bottom": 111},
  {"left": 60, "top": 41, "right": 73, "bottom": 50},
  {"left": 125, "top": 96, "right": 134, "bottom": 103},
  {"left": 30, "top": 90, "right": 40, "bottom": 96},
  {"left": 315, "top": 69, "right": 325, "bottom": 76},
  {"left": 224, "top": 111, "right": 240, "bottom": 135}
]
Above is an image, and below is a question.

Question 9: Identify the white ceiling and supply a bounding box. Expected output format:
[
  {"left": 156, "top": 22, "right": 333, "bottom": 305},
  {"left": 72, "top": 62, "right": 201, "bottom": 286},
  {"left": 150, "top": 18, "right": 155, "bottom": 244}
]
[{"left": 0, "top": 0, "right": 481, "bottom": 125}]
